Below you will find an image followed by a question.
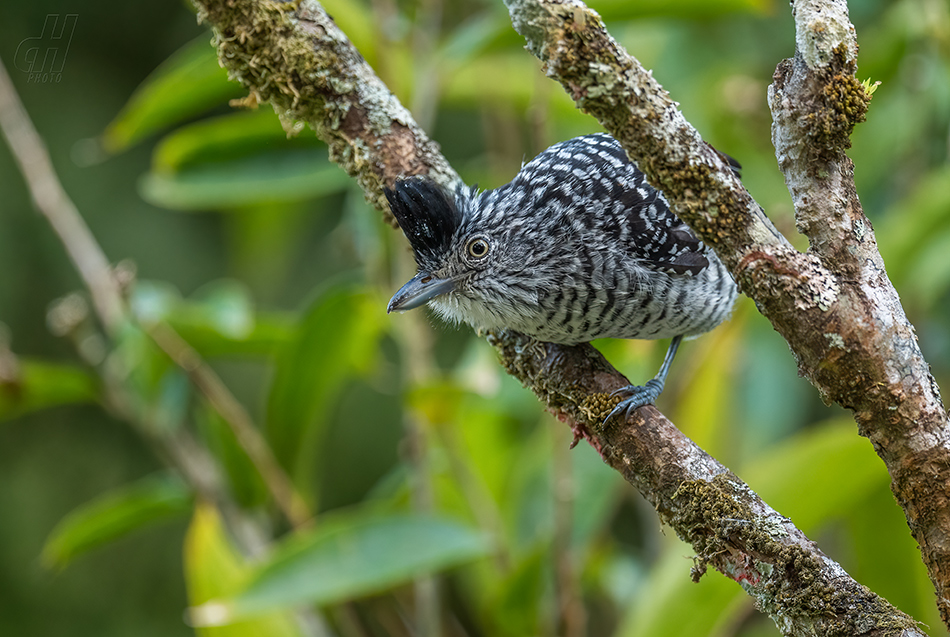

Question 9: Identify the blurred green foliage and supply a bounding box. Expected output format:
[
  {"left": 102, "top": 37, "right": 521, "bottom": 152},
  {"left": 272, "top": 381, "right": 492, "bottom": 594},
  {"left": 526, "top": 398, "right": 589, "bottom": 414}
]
[{"left": 1, "top": 0, "right": 949, "bottom": 635}]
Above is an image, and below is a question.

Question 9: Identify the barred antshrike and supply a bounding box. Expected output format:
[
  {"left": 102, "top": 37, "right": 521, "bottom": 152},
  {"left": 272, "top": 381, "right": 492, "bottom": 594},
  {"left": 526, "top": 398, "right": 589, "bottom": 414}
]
[{"left": 386, "top": 134, "right": 738, "bottom": 421}]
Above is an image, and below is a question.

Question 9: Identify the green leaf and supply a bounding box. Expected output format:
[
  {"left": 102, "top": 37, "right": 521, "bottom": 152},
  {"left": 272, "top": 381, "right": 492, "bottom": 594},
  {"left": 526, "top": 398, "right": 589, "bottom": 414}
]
[
  {"left": 862, "top": 78, "right": 882, "bottom": 96},
  {"left": 438, "top": 9, "right": 513, "bottom": 66},
  {"left": 618, "top": 544, "right": 748, "bottom": 637},
  {"left": 129, "top": 279, "right": 183, "bottom": 324},
  {"left": 102, "top": 35, "right": 243, "bottom": 153},
  {"left": 266, "top": 284, "right": 385, "bottom": 499},
  {"left": 130, "top": 280, "right": 295, "bottom": 359},
  {"left": 570, "top": 441, "right": 622, "bottom": 551},
  {"left": 877, "top": 165, "right": 950, "bottom": 299},
  {"left": 151, "top": 110, "right": 324, "bottom": 174},
  {"left": 42, "top": 472, "right": 192, "bottom": 569},
  {"left": 196, "top": 404, "right": 269, "bottom": 510},
  {"left": 442, "top": 53, "right": 561, "bottom": 110},
  {"left": 139, "top": 150, "right": 351, "bottom": 210},
  {"left": 184, "top": 503, "right": 302, "bottom": 637},
  {"left": 673, "top": 306, "right": 746, "bottom": 457},
  {"left": 485, "top": 547, "right": 549, "bottom": 637},
  {"left": 506, "top": 425, "right": 557, "bottom": 555},
  {"left": 112, "top": 321, "right": 175, "bottom": 402},
  {"left": 742, "top": 420, "right": 886, "bottom": 531},
  {"left": 166, "top": 310, "right": 294, "bottom": 358},
  {"left": 152, "top": 368, "right": 192, "bottom": 433},
  {"left": 901, "top": 230, "right": 950, "bottom": 308},
  {"left": 190, "top": 280, "right": 256, "bottom": 340},
  {"left": 847, "top": 482, "right": 943, "bottom": 629},
  {"left": 0, "top": 359, "right": 98, "bottom": 422},
  {"left": 191, "top": 511, "right": 492, "bottom": 624}
]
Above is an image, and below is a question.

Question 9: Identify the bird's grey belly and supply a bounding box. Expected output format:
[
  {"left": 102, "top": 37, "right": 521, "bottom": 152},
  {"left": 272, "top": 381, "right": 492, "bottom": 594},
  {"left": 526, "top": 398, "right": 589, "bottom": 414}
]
[{"left": 510, "top": 257, "right": 737, "bottom": 345}]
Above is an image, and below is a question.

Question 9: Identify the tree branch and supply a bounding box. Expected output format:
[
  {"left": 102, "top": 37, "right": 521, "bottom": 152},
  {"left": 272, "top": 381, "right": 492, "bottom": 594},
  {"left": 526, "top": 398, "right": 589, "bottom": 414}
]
[
  {"left": 505, "top": 0, "right": 950, "bottom": 628},
  {"left": 0, "top": 54, "right": 311, "bottom": 535},
  {"left": 147, "top": 322, "right": 312, "bottom": 529},
  {"left": 192, "top": 0, "right": 461, "bottom": 222},
  {"left": 768, "top": 15, "right": 950, "bottom": 623},
  {"left": 489, "top": 330, "right": 920, "bottom": 636},
  {"left": 0, "top": 59, "right": 124, "bottom": 334},
  {"left": 189, "top": 0, "right": 929, "bottom": 632}
]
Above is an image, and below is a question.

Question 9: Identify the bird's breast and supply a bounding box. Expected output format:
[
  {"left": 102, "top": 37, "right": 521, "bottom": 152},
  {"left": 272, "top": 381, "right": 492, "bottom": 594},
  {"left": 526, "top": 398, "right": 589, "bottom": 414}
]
[{"left": 491, "top": 253, "right": 737, "bottom": 345}]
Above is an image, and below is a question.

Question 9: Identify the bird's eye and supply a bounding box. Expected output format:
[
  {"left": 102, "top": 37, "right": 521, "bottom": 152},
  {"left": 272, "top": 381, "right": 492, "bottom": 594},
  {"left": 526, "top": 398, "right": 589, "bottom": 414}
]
[{"left": 466, "top": 237, "right": 491, "bottom": 260}]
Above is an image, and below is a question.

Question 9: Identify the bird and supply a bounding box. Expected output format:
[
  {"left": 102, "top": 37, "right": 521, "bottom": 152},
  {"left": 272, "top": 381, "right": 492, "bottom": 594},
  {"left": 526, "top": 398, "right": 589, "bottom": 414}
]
[{"left": 385, "top": 133, "right": 738, "bottom": 422}]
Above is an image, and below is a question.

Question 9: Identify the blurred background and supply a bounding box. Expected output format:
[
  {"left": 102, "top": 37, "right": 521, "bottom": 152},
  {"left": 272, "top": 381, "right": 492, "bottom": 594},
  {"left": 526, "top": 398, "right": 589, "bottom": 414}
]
[{"left": 1, "top": 0, "right": 948, "bottom": 635}]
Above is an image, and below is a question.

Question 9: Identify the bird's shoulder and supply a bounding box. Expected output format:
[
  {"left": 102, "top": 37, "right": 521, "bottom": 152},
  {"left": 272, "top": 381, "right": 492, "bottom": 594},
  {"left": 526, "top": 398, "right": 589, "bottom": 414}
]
[
  {"left": 618, "top": 185, "right": 710, "bottom": 277},
  {"left": 532, "top": 134, "right": 711, "bottom": 277}
]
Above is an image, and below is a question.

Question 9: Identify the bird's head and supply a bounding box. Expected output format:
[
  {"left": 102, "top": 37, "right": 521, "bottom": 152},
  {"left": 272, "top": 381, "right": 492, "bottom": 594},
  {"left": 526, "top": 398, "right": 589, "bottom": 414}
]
[{"left": 385, "top": 177, "right": 540, "bottom": 331}]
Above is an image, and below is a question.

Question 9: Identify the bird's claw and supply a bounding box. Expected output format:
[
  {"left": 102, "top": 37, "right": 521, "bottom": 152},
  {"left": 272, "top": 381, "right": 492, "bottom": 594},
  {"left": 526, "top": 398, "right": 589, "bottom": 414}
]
[{"left": 604, "top": 379, "right": 664, "bottom": 423}]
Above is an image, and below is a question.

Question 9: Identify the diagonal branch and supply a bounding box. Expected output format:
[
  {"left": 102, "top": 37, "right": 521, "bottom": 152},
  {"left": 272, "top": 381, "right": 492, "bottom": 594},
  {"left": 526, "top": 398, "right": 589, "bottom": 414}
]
[
  {"left": 0, "top": 55, "right": 311, "bottom": 534},
  {"left": 189, "top": 0, "right": 926, "bottom": 632},
  {"left": 191, "top": 0, "right": 461, "bottom": 221},
  {"left": 0, "top": 58, "right": 124, "bottom": 334},
  {"left": 489, "top": 330, "right": 921, "bottom": 636},
  {"left": 505, "top": 0, "right": 950, "bottom": 628}
]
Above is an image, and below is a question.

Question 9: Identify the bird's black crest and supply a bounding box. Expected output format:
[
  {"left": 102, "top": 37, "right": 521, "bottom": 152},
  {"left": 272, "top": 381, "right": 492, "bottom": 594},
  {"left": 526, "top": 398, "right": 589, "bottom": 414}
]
[{"left": 385, "top": 178, "right": 462, "bottom": 269}]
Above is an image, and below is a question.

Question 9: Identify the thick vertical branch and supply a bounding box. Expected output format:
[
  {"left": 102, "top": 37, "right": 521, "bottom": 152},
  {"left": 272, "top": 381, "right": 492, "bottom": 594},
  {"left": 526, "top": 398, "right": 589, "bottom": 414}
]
[
  {"left": 189, "top": 0, "right": 928, "bottom": 632},
  {"left": 768, "top": 1, "right": 950, "bottom": 625},
  {"left": 488, "top": 330, "right": 921, "bottom": 637},
  {"left": 504, "top": 0, "right": 950, "bottom": 626}
]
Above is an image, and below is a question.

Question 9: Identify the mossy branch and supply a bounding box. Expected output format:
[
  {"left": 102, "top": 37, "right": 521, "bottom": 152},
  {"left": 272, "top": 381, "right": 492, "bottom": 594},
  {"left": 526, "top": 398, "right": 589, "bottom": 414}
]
[
  {"left": 505, "top": 0, "right": 950, "bottom": 629},
  {"left": 488, "top": 330, "right": 920, "bottom": 636},
  {"left": 191, "top": 0, "right": 928, "bottom": 633},
  {"left": 193, "top": 0, "right": 460, "bottom": 222}
]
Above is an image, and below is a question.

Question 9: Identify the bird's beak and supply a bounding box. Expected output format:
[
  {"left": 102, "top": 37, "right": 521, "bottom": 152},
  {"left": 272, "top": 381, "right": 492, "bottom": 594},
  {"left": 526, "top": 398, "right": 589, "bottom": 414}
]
[{"left": 388, "top": 272, "right": 456, "bottom": 313}]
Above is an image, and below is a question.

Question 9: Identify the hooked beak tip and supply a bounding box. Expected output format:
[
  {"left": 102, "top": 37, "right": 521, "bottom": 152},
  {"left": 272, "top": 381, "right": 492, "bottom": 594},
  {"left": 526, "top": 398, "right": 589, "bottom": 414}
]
[{"left": 388, "top": 272, "right": 456, "bottom": 313}]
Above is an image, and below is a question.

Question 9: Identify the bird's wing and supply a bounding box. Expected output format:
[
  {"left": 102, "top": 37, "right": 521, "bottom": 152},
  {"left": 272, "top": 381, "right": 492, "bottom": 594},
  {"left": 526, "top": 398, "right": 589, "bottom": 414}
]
[{"left": 622, "top": 187, "right": 710, "bottom": 277}]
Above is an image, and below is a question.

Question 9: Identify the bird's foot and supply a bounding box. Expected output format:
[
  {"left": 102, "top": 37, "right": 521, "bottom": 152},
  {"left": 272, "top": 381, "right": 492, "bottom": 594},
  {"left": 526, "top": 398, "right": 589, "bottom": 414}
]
[{"left": 605, "top": 379, "right": 664, "bottom": 423}]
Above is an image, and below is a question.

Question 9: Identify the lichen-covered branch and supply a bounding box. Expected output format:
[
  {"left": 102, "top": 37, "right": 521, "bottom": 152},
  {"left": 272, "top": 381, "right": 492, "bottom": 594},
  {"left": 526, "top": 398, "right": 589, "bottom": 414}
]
[
  {"left": 770, "top": 2, "right": 950, "bottom": 625},
  {"left": 489, "top": 330, "right": 920, "bottom": 636},
  {"left": 505, "top": 0, "right": 950, "bottom": 628},
  {"left": 190, "top": 0, "right": 927, "bottom": 633},
  {"left": 192, "top": 0, "right": 460, "bottom": 222}
]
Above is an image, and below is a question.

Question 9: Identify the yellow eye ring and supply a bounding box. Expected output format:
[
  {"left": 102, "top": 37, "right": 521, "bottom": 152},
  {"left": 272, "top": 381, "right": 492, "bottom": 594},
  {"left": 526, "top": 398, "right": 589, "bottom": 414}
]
[{"left": 467, "top": 237, "right": 491, "bottom": 259}]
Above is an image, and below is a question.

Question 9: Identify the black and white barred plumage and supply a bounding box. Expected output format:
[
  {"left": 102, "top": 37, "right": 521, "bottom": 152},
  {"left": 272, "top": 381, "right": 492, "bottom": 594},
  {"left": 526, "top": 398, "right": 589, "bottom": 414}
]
[{"left": 387, "top": 134, "right": 738, "bottom": 416}]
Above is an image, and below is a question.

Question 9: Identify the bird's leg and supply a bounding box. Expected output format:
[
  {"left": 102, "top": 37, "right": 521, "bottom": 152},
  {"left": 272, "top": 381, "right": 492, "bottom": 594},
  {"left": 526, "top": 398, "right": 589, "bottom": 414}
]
[{"left": 605, "top": 335, "right": 683, "bottom": 423}]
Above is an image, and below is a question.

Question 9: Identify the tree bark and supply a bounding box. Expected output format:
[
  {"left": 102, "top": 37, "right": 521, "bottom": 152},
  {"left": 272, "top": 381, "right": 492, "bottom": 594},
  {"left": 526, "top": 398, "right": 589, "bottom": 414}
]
[
  {"left": 192, "top": 0, "right": 461, "bottom": 221},
  {"left": 504, "top": 0, "right": 950, "bottom": 629},
  {"left": 190, "top": 0, "right": 937, "bottom": 633}
]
